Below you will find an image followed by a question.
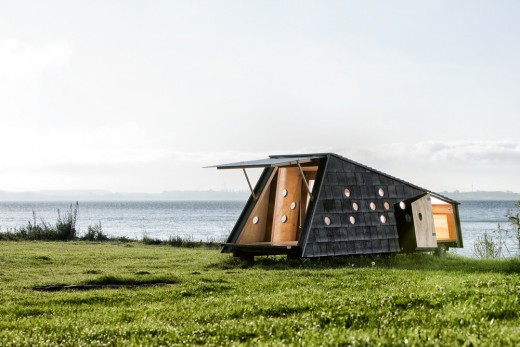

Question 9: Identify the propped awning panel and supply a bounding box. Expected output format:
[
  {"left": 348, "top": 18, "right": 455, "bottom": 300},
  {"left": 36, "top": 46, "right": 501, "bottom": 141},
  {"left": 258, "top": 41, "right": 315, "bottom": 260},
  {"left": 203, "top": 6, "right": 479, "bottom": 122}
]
[{"left": 208, "top": 156, "right": 323, "bottom": 170}]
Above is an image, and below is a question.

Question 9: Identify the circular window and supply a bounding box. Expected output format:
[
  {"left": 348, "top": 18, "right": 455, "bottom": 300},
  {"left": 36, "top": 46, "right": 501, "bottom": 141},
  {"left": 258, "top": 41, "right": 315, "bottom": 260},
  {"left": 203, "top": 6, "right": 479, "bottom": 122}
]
[
  {"left": 290, "top": 202, "right": 297, "bottom": 210},
  {"left": 349, "top": 216, "right": 356, "bottom": 224},
  {"left": 378, "top": 188, "right": 385, "bottom": 197},
  {"left": 352, "top": 202, "right": 359, "bottom": 211},
  {"left": 369, "top": 202, "right": 376, "bottom": 211},
  {"left": 323, "top": 216, "right": 331, "bottom": 225},
  {"left": 282, "top": 189, "right": 288, "bottom": 197},
  {"left": 344, "top": 188, "right": 351, "bottom": 198},
  {"left": 399, "top": 201, "right": 406, "bottom": 210},
  {"left": 380, "top": 215, "right": 387, "bottom": 224},
  {"left": 252, "top": 216, "right": 259, "bottom": 224},
  {"left": 418, "top": 213, "right": 423, "bottom": 221},
  {"left": 405, "top": 214, "right": 412, "bottom": 223},
  {"left": 281, "top": 215, "right": 288, "bottom": 223},
  {"left": 383, "top": 202, "right": 390, "bottom": 210}
]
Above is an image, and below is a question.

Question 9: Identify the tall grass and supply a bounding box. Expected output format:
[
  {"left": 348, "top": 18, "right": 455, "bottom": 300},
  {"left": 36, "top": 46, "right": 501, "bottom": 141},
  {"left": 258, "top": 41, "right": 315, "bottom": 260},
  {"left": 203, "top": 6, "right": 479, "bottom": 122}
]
[
  {"left": 473, "top": 232, "right": 502, "bottom": 259},
  {"left": 508, "top": 200, "right": 520, "bottom": 251},
  {"left": 5, "top": 202, "right": 81, "bottom": 241},
  {"left": 0, "top": 204, "right": 210, "bottom": 246},
  {"left": 472, "top": 201, "right": 520, "bottom": 259},
  {"left": 54, "top": 201, "right": 79, "bottom": 240},
  {"left": 142, "top": 234, "right": 221, "bottom": 248},
  {"left": 81, "top": 221, "right": 109, "bottom": 241}
]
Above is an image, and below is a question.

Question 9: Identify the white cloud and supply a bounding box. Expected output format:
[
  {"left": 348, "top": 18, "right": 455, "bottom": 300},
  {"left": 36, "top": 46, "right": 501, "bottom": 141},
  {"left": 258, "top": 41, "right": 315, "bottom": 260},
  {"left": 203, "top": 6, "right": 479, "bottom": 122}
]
[
  {"left": 333, "top": 141, "right": 520, "bottom": 192},
  {"left": 0, "top": 38, "right": 72, "bottom": 78},
  {"left": 353, "top": 141, "right": 520, "bottom": 163},
  {"left": 1, "top": 138, "right": 520, "bottom": 192},
  {"left": 0, "top": 38, "right": 73, "bottom": 124},
  {"left": 0, "top": 123, "right": 160, "bottom": 169},
  {"left": 1, "top": 2, "right": 520, "bottom": 193}
]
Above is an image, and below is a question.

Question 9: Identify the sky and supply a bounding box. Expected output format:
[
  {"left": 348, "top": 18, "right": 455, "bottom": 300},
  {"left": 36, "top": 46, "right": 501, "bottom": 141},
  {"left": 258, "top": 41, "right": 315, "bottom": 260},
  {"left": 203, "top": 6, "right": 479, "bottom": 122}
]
[{"left": 1, "top": 0, "right": 519, "bottom": 194}]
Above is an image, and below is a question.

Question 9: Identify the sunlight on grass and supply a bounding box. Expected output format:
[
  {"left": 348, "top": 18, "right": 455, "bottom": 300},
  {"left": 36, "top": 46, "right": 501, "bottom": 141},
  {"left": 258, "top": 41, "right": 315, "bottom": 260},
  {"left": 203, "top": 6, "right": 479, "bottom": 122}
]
[{"left": 0, "top": 242, "right": 519, "bottom": 346}]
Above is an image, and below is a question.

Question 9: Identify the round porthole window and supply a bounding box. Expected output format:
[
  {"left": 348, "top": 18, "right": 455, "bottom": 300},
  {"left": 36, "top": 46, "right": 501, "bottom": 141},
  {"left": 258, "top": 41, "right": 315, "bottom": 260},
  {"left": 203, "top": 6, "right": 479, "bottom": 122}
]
[
  {"left": 352, "top": 202, "right": 359, "bottom": 211},
  {"left": 324, "top": 216, "right": 331, "bottom": 225},
  {"left": 418, "top": 213, "right": 423, "bottom": 221},
  {"left": 282, "top": 189, "right": 288, "bottom": 197},
  {"left": 369, "top": 202, "right": 376, "bottom": 211},
  {"left": 344, "top": 188, "right": 351, "bottom": 198},
  {"left": 290, "top": 202, "right": 297, "bottom": 210},
  {"left": 399, "top": 201, "right": 406, "bottom": 210},
  {"left": 252, "top": 216, "right": 259, "bottom": 224},
  {"left": 281, "top": 215, "right": 288, "bottom": 223},
  {"left": 380, "top": 215, "right": 387, "bottom": 224},
  {"left": 349, "top": 216, "right": 356, "bottom": 224},
  {"left": 378, "top": 188, "right": 385, "bottom": 197},
  {"left": 383, "top": 202, "right": 390, "bottom": 210}
]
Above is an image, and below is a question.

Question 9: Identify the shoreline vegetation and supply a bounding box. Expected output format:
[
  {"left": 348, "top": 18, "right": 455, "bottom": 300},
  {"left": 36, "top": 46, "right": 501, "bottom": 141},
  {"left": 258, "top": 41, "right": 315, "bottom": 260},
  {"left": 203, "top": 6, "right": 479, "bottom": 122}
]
[{"left": 0, "top": 202, "right": 221, "bottom": 248}]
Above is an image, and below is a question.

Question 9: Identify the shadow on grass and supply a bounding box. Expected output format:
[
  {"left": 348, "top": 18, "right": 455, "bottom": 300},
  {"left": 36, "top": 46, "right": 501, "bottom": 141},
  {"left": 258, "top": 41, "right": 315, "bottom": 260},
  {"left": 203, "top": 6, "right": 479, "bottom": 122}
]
[
  {"left": 209, "top": 252, "right": 520, "bottom": 274},
  {"left": 31, "top": 274, "right": 180, "bottom": 292}
]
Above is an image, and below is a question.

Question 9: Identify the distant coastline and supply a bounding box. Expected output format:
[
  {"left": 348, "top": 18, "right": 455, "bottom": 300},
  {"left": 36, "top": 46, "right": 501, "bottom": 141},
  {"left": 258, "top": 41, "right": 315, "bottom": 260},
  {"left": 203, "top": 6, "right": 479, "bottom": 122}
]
[
  {"left": 0, "top": 190, "right": 250, "bottom": 201},
  {"left": 0, "top": 189, "right": 519, "bottom": 202},
  {"left": 439, "top": 190, "right": 520, "bottom": 201}
]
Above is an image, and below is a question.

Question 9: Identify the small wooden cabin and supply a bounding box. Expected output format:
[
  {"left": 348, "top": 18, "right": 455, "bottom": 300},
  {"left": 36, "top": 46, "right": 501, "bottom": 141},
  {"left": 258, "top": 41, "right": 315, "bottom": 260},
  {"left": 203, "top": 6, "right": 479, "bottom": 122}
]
[{"left": 210, "top": 153, "right": 463, "bottom": 260}]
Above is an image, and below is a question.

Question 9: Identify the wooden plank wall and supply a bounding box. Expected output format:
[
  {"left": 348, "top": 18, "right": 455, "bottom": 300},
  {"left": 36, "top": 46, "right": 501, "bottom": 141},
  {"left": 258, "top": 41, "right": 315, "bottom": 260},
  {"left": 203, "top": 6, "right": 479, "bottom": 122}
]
[
  {"left": 411, "top": 195, "right": 437, "bottom": 249},
  {"left": 432, "top": 204, "right": 457, "bottom": 241},
  {"left": 237, "top": 169, "right": 278, "bottom": 243},
  {"left": 271, "top": 168, "right": 302, "bottom": 243},
  {"left": 303, "top": 155, "right": 428, "bottom": 257}
]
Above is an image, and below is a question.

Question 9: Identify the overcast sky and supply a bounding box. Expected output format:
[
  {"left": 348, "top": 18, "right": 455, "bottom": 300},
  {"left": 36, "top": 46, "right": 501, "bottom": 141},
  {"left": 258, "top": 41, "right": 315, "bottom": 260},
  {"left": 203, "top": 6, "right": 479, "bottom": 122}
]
[{"left": 1, "top": 1, "right": 519, "bottom": 194}]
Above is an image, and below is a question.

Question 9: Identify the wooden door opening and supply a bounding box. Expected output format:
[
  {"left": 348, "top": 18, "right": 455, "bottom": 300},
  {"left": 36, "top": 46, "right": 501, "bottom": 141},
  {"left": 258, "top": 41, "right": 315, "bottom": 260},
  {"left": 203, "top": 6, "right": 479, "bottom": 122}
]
[
  {"left": 395, "top": 194, "right": 437, "bottom": 251},
  {"left": 432, "top": 203, "right": 458, "bottom": 242},
  {"left": 236, "top": 165, "right": 318, "bottom": 246},
  {"left": 411, "top": 195, "right": 437, "bottom": 250}
]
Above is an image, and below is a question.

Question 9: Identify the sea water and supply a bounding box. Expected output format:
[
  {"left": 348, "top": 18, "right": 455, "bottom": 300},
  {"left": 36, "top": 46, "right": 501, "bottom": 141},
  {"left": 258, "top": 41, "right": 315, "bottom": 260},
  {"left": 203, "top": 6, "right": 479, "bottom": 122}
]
[
  {"left": 0, "top": 200, "right": 518, "bottom": 258},
  {"left": 456, "top": 200, "right": 518, "bottom": 257},
  {"left": 0, "top": 201, "right": 245, "bottom": 243}
]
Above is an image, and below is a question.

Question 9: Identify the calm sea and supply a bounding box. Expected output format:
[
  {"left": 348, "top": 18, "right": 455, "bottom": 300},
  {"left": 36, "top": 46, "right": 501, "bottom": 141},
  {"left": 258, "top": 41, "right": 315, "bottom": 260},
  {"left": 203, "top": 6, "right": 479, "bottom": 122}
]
[{"left": 0, "top": 200, "right": 518, "bottom": 258}]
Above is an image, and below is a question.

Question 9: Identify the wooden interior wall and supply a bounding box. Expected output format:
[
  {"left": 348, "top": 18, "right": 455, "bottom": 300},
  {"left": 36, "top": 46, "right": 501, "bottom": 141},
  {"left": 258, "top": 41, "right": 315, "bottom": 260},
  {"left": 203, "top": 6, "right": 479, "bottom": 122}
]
[
  {"left": 264, "top": 174, "right": 278, "bottom": 242},
  {"left": 271, "top": 167, "right": 302, "bottom": 243},
  {"left": 298, "top": 169, "right": 317, "bottom": 240},
  {"left": 237, "top": 169, "right": 277, "bottom": 244},
  {"left": 236, "top": 165, "right": 319, "bottom": 245},
  {"left": 411, "top": 195, "right": 437, "bottom": 249},
  {"left": 432, "top": 204, "right": 457, "bottom": 241}
]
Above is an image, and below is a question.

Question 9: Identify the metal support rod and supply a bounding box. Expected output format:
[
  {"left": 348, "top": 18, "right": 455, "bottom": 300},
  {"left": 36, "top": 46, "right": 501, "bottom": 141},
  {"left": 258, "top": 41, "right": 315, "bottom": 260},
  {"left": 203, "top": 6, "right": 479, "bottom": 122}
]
[
  {"left": 242, "top": 168, "right": 257, "bottom": 201},
  {"left": 297, "top": 162, "right": 314, "bottom": 201}
]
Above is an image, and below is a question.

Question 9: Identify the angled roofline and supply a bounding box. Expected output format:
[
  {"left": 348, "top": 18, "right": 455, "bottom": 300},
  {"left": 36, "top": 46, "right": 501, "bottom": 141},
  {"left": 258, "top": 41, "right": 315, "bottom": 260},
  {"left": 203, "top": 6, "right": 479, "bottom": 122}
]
[
  {"left": 270, "top": 153, "right": 460, "bottom": 205},
  {"left": 206, "top": 156, "right": 323, "bottom": 170}
]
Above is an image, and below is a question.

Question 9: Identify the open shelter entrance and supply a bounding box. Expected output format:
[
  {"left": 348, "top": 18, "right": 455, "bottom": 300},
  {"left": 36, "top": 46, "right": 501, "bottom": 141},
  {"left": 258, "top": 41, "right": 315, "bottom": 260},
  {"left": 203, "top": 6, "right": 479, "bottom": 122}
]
[
  {"left": 395, "top": 194, "right": 463, "bottom": 252},
  {"left": 237, "top": 165, "right": 318, "bottom": 246},
  {"left": 431, "top": 197, "right": 461, "bottom": 246},
  {"left": 207, "top": 156, "right": 323, "bottom": 258}
]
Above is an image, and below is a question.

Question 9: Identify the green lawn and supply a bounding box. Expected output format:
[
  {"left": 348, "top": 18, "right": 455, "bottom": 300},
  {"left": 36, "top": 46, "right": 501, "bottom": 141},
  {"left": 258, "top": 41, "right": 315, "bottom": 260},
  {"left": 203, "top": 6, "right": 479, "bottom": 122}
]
[{"left": 0, "top": 241, "right": 519, "bottom": 346}]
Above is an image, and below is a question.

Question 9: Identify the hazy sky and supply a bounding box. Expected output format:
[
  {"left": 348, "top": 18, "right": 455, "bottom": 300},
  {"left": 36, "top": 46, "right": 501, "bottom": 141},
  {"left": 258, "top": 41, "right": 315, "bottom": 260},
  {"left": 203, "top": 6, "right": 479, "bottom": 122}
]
[{"left": 1, "top": 1, "right": 519, "bottom": 193}]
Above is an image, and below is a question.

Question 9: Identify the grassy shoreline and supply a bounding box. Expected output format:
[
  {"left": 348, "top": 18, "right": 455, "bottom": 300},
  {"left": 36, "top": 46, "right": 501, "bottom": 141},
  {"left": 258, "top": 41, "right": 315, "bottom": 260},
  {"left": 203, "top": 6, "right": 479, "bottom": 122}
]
[{"left": 0, "top": 241, "right": 519, "bottom": 346}]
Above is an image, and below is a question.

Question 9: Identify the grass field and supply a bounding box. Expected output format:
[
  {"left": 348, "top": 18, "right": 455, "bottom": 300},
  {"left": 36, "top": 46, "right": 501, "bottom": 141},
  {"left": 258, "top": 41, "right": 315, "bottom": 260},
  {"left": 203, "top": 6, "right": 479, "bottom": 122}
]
[{"left": 0, "top": 241, "right": 519, "bottom": 346}]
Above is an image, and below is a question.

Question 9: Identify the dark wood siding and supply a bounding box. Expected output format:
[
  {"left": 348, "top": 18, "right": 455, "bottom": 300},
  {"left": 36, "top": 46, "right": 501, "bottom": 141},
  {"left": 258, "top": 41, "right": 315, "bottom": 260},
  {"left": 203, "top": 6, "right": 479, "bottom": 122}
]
[{"left": 302, "top": 155, "right": 426, "bottom": 257}]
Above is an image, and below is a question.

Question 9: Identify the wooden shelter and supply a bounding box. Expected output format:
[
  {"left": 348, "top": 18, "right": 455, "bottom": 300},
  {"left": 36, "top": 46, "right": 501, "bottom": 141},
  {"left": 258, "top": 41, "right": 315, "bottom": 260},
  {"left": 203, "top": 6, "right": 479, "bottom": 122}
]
[{"left": 210, "top": 153, "right": 463, "bottom": 260}]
